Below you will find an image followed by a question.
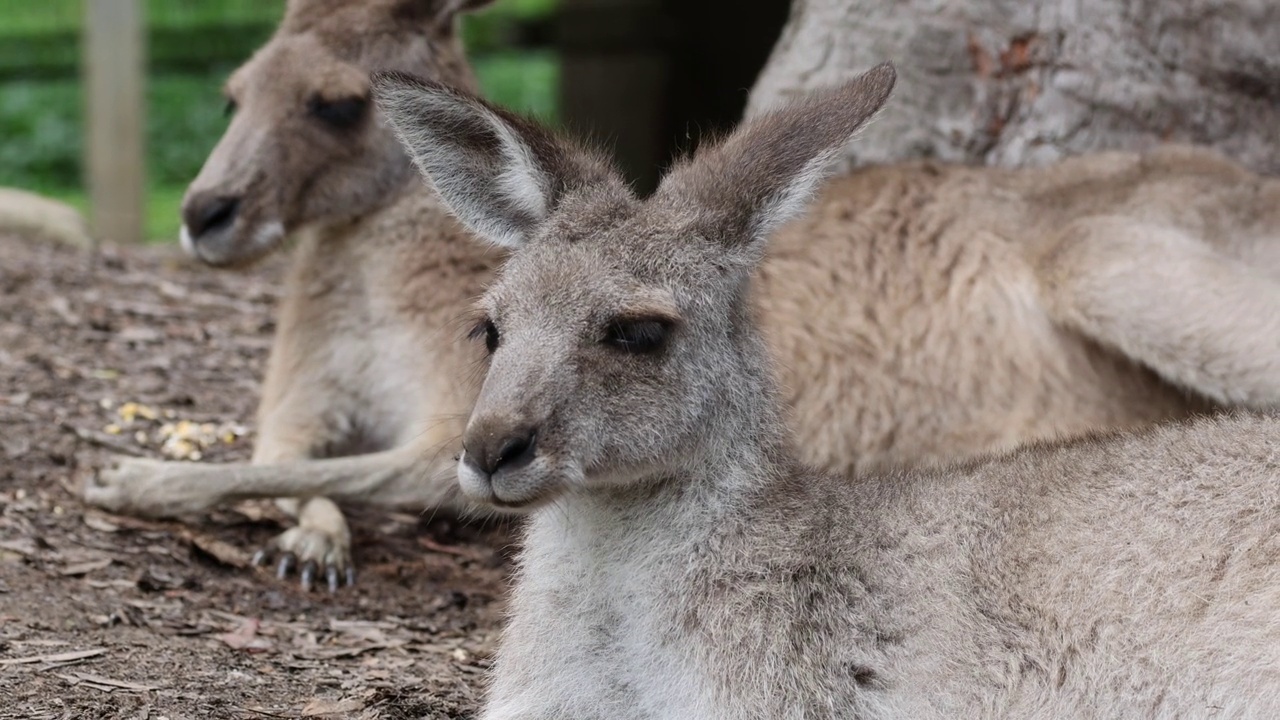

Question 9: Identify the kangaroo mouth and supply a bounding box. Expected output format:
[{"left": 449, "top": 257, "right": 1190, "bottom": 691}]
[
  {"left": 180, "top": 220, "right": 285, "bottom": 268},
  {"left": 456, "top": 452, "right": 567, "bottom": 513}
]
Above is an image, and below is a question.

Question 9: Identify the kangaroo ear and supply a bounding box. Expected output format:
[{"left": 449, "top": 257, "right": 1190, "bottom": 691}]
[
  {"left": 372, "top": 72, "right": 612, "bottom": 248},
  {"left": 657, "top": 63, "right": 895, "bottom": 262}
]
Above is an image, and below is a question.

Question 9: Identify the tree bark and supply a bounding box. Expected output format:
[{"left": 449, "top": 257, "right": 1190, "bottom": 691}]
[{"left": 747, "top": 0, "right": 1280, "bottom": 174}]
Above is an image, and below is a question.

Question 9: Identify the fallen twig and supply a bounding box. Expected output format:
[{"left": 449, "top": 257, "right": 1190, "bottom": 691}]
[
  {"left": 0, "top": 648, "right": 108, "bottom": 666},
  {"left": 56, "top": 671, "right": 160, "bottom": 692}
]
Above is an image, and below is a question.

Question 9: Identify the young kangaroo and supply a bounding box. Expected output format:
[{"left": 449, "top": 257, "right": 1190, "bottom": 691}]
[
  {"left": 87, "top": 0, "right": 1280, "bottom": 592},
  {"left": 373, "top": 65, "right": 1280, "bottom": 719}
]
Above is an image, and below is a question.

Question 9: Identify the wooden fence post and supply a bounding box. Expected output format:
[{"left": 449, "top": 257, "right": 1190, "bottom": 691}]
[{"left": 83, "top": 0, "right": 146, "bottom": 244}]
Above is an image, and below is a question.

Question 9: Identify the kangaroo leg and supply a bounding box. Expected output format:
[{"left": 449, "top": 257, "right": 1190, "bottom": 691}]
[
  {"left": 232, "top": 260, "right": 401, "bottom": 590},
  {"left": 87, "top": 441, "right": 462, "bottom": 520},
  {"left": 90, "top": 434, "right": 469, "bottom": 590},
  {"left": 1036, "top": 216, "right": 1280, "bottom": 408}
]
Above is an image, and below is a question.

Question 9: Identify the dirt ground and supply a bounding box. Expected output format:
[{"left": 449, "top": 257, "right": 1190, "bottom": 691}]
[{"left": 0, "top": 233, "right": 515, "bottom": 719}]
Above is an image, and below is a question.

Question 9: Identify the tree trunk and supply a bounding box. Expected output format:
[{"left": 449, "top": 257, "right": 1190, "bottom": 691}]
[{"left": 747, "top": 0, "right": 1280, "bottom": 174}]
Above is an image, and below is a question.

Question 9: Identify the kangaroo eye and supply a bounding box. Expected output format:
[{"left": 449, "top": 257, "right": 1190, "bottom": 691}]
[
  {"left": 308, "top": 95, "right": 368, "bottom": 130},
  {"left": 469, "top": 318, "right": 500, "bottom": 354},
  {"left": 604, "top": 318, "right": 672, "bottom": 354},
  {"left": 223, "top": 98, "right": 237, "bottom": 117}
]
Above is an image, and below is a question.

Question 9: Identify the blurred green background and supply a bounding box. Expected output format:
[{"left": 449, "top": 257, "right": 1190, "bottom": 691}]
[{"left": 0, "top": 0, "right": 559, "bottom": 242}]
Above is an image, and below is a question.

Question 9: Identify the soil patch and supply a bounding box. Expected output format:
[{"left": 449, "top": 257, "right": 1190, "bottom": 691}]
[{"left": 1, "top": 233, "right": 513, "bottom": 719}]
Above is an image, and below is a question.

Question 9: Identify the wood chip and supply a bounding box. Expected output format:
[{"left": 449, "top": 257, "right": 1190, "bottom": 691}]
[
  {"left": 89, "top": 512, "right": 172, "bottom": 534},
  {"left": 48, "top": 296, "right": 81, "bottom": 325},
  {"left": 299, "top": 641, "right": 406, "bottom": 660},
  {"left": 83, "top": 513, "right": 121, "bottom": 533},
  {"left": 0, "top": 539, "right": 38, "bottom": 558},
  {"left": 0, "top": 648, "right": 108, "bottom": 666},
  {"left": 418, "top": 536, "right": 490, "bottom": 561},
  {"left": 115, "top": 326, "right": 164, "bottom": 344},
  {"left": 86, "top": 579, "right": 136, "bottom": 590},
  {"left": 180, "top": 528, "right": 250, "bottom": 568},
  {"left": 231, "top": 706, "right": 293, "bottom": 719},
  {"left": 61, "top": 557, "right": 113, "bottom": 576},
  {"left": 301, "top": 698, "right": 366, "bottom": 717}
]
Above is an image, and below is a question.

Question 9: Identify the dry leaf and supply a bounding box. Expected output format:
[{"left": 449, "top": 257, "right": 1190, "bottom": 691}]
[{"left": 216, "top": 618, "right": 273, "bottom": 653}]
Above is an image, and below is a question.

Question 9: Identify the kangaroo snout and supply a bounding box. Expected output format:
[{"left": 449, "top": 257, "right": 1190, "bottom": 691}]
[
  {"left": 178, "top": 187, "right": 285, "bottom": 267},
  {"left": 182, "top": 193, "right": 241, "bottom": 242},
  {"left": 459, "top": 419, "right": 552, "bottom": 509},
  {"left": 464, "top": 424, "right": 538, "bottom": 477}
]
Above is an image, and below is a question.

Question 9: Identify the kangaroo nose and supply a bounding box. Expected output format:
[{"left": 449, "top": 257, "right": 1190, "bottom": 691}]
[
  {"left": 182, "top": 194, "right": 240, "bottom": 239},
  {"left": 464, "top": 426, "right": 538, "bottom": 477}
]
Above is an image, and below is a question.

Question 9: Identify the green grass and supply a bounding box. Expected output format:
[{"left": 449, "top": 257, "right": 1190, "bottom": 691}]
[
  {"left": 2, "top": 56, "right": 558, "bottom": 243},
  {"left": 0, "top": 78, "right": 82, "bottom": 189},
  {"left": 475, "top": 51, "right": 560, "bottom": 122},
  {"left": 142, "top": 185, "right": 188, "bottom": 243},
  {"left": 0, "top": 0, "right": 283, "bottom": 36},
  {"left": 1, "top": 71, "right": 237, "bottom": 242}
]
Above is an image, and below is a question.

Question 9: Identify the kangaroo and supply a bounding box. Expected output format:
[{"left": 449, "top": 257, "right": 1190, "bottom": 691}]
[
  {"left": 86, "top": 0, "right": 1280, "bottom": 592},
  {"left": 84, "top": 0, "right": 503, "bottom": 591},
  {"left": 371, "top": 64, "right": 1280, "bottom": 719}
]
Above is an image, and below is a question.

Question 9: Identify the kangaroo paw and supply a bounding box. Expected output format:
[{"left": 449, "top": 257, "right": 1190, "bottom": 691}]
[{"left": 252, "top": 524, "right": 355, "bottom": 592}]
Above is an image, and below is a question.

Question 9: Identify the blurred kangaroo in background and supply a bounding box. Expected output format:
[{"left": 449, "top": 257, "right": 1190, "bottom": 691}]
[
  {"left": 87, "top": 0, "right": 1280, "bottom": 591},
  {"left": 374, "top": 63, "right": 1280, "bottom": 720}
]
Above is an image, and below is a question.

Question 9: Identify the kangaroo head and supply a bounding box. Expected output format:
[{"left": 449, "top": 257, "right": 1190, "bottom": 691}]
[
  {"left": 180, "top": 0, "right": 494, "bottom": 267},
  {"left": 375, "top": 63, "right": 895, "bottom": 510}
]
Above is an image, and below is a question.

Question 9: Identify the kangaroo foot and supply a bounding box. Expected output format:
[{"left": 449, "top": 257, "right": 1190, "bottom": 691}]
[{"left": 252, "top": 522, "right": 355, "bottom": 592}]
